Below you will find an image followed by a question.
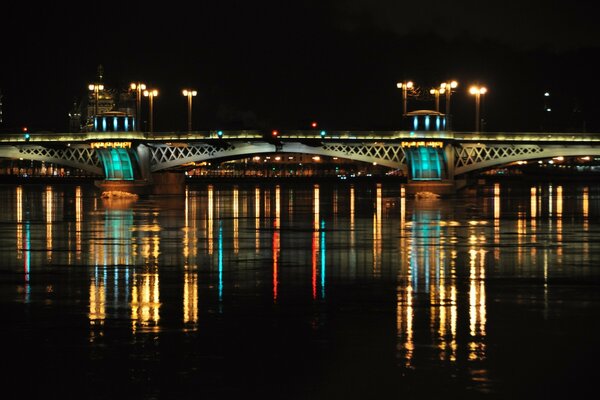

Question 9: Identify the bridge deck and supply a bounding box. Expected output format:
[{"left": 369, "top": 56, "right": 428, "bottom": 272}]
[{"left": 2, "top": 130, "right": 600, "bottom": 144}]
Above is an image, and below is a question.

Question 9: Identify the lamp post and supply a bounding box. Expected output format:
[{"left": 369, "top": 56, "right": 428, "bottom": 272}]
[
  {"left": 396, "top": 81, "right": 414, "bottom": 116},
  {"left": 143, "top": 89, "right": 158, "bottom": 133},
  {"left": 88, "top": 83, "right": 104, "bottom": 118},
  {"left": 182, "top": 89, "right": 197, "bottom": 132},
  {"left": 130, "top": 82, "right": 146, "bottom": 131},
  {"left": 440, "top": 80, "right": 458, "bottom": 116},
  {"left": 469, "top": 85, "right": 487, "bottom": 132},
  {"left": 429, "top": 88, "right": 442, "bottom": 112}
]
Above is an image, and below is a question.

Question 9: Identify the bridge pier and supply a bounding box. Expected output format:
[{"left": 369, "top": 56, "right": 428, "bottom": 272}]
[{"left": 95, "top": 144, "right": 185, "bottom": 196}]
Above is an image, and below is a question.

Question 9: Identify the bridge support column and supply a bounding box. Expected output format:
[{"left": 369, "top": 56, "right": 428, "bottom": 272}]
[
  {"left": 404, "top": 144, "right": 458, "bottom": 196},
  {"left": 135, "top": 144, "right": 152, "bottom": 181}
]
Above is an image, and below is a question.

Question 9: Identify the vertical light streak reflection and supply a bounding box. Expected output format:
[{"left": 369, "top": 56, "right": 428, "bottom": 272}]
[
  {"left": 333, "top": 189, "right": 338, "bottom": 216},
  {"left": 583, "top": 187, "right": 589, "bottom": 264},
  {"left": 255, "top": 187, "right": 261, "bottom": 254},
  {"left": 45, "top": 186, "right": 53, "bottom": 260},
  {"left": 183, "top": 188, "right": 189, "bottom": 260},
  {"left": 548, "top": 184, "right": 553, "bottom": 218},
  {"left": 449, "top": 250, "right": 458, "bottom": 361},
  {"left": 75, "top": 186, "right": 82, "bottom": 258},
  {"left": 233, "top": 186, "right": 239, "bottom": 254},
  {"left": 543, "top": 248, "right": 549, "bottom": 319},
  {"left": 312, "top": 185, "right": 320, "bottom": 300},
  {"left": 89, "top": 269, "right": 106, "bottom": 325},
  {"left": 517, "top": 211, "right": 525, "bottom": 266},
  {"left": 493, "top": 183, "right": 500, "bottom": 261},
  {"left": 16, "top": 186, "right": 23, "bottom": 256},
  {"left": 529, "top": 187, "right": 537, "bottom": 258},
  {"left": 400, "top": 185, "right": 406, "bottom": 227},
  {"left": 131, "top": 271, "right": 160, "bottom": 333},
  {"left": 320, "top": 219, "right": 326, "bottom": 299},
  {"left": 218, "top": 222, "right": 223, "bottom": 305},
  {"left": 208, "top": 185, "right": 214, "bottom": 255},
  {"left": 16, "top": 187, "right": 30, "bottom": 300},
  {"left": 350, "top": 186, "right": 356, "bottom": 275},
  {"left": 397, "top": 283, "right": 414, "bottom": 367},
  {"left": 350, "top": 185, "right": 355, "bottom": 246},
  {"left": 556, "top": 186, "right": 563, "bottom": 258},
  {"left": 530, "top": 186, "right": 537, "bottom": 219},
  {"left": 583, "top": 186, "right": 589, "bottom": 225},
  {"left": 397, "top": 187, "right": 413, "bottom": 368},
  {"left": 183, "top": 269, "right": 198, "bottom": 327},
  {"left": 273, "top": 185, "right": 281, "bottom": 302},
  {"left": 373, "top": 184, "right": 382, "bottom": 276},
  {"left": 275, "top": 185, "right": 280, "bottom": 229},
  {"left": 468, "top": 244, "right": 487, "bottom": 361}
]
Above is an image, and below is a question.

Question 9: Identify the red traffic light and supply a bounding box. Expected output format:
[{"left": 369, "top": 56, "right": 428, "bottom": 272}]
[
  {"left": 272, "top": 130, "right": 278, "bottom": 137},
  {"left": 22, "top": 126, "right": 28, "bottom": 132},
  {"left": 311, "top": 121, "right": 317, "bottom": 128}
]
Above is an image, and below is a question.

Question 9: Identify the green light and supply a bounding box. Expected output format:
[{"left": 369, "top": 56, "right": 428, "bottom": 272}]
[
  {"left": 320, "top": 130, "right": 326, "bottom": 137},
  {"left": 217, "top": 130, "right": 223, "bottom": 137}
]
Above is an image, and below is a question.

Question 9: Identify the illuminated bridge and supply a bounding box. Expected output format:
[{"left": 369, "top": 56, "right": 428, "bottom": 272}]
[{"left": 2, "top": 130, "right": 600, "bottom": 193}]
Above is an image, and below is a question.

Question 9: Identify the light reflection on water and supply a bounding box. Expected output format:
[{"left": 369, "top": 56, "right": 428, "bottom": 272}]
[{"left": 2, "top": 181, "right": 600, "bottom": 398}]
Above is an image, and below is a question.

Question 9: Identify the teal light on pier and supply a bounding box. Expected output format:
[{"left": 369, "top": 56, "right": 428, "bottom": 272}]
[
  {"left": 97, "top": 148, "right": 135, "bottom": 180},
  {"left": 407, "top": 146, "right": 445, "bottom": 180}
]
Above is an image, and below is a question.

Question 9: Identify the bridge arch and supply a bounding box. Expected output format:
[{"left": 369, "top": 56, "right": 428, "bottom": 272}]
[
  {"left": 149, "top": 141, "right": 408, "bottom": 172},
  {"left": 0, "top": 145, "right": 103, "bottom": 175},
  {"left": 454, "top": 144, "right": 600, "bottom": 175}
]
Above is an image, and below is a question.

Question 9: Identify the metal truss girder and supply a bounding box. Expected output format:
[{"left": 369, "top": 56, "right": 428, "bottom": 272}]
[
  {"left": 5, "top": 145, "right": 103, "bottom": 174},
  {"left": 455, "top": 144, "right": 546, "bottom": 175}
]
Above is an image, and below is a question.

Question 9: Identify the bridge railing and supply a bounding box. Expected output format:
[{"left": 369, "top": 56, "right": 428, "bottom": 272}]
[{"left": 2, "top": 130, "right": 600, "bottom": 143}]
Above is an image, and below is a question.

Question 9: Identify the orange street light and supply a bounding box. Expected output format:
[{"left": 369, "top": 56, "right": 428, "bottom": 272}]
[
  {"left": 130, "top": 82, "right": 146, "bottom": 131},
  {"left": 88, "top": 83, "right": 104, "bottom": 118},
  {"left": 143, "top": 89, "right": 159, "bottom": 133},
  {"left": 182, "top": 89, "right": 198, "bottom": 132},
  {"left": 469, "top": 85, "right": 487, "bottom": 132},
  {"left": 396, "top": 81, "right": 414, "bottom": 116}
]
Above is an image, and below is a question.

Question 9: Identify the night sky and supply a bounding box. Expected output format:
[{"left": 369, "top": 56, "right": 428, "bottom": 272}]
[{"left": 2, "top": 0, "right": 599, "bottom": 133}]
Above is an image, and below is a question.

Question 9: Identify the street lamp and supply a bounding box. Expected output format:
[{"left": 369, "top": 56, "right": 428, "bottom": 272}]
[
  {"left": 440, "top": 80, "right": 458, "bottom": 116},
  {"left": 143, "top": 89, "right": 158, "bottom": 133},
  {"left": 88, "top": 83, "right": 104, "bottom": 118},
  {"left": 429, "top": 87, "right": 443, "bottom": 112},
  {"left": 130, "top": 82, "right": 146, "bottom": 131},
  {"left": 396, "top": 81, "right": 414, "bottom": 116},
  {"left": 469, "top": 85, "right": 487, "bottom": 132},
  {"left": 182, "top": 89, "right": 197, "bottom": 132}
]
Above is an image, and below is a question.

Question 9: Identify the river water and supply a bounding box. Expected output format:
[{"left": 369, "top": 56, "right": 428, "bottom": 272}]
[{"left": 1, "top": 180, "right": 599, "bottom": 399}]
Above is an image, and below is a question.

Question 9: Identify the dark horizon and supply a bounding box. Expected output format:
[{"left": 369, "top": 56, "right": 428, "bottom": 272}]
[{"left": 2, "top": 1, "right": 599, "bottom": 133}]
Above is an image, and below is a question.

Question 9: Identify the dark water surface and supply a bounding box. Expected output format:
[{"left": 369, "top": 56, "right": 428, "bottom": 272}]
[{"left": 1, "top": 181, "right": 599, "bottom": 399}]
